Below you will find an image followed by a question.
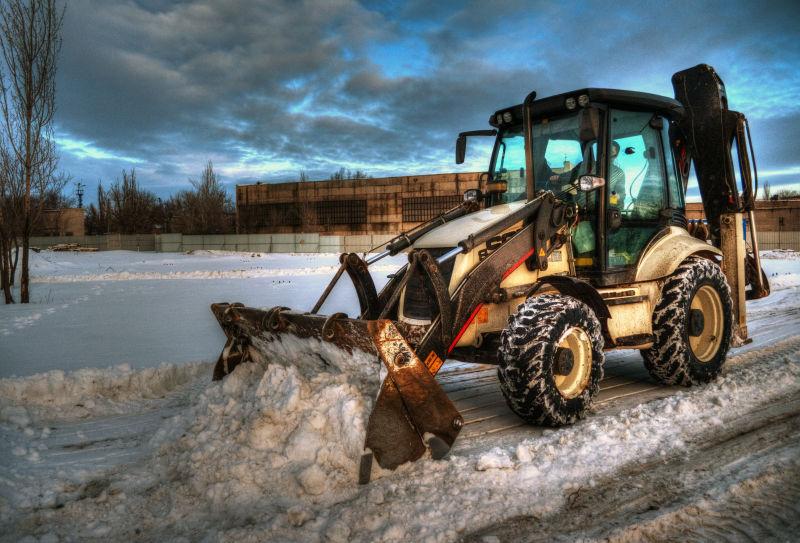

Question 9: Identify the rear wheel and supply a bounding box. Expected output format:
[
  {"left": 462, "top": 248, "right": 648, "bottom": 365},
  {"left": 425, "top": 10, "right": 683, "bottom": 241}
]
[
  {"left": 498, "top": 294, "right": 604, "bottom": 426},
  {"left": 642, "top": 256, "right": 733, "bottom": 386}
]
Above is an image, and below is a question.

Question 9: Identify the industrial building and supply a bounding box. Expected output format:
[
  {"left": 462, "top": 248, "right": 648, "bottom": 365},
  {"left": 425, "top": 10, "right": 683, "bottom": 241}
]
[
  {"left": 33, "top": 208, "right": 86, "bottom": 237},
  {"left": 235, "top": 172, "right": 481, "bottom": 235}
]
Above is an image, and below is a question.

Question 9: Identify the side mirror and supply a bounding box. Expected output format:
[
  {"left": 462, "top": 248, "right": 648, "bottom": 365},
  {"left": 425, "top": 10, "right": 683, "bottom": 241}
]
[
  {"left": 455, "top": 135, "right": 466, "bottom": 164},
  {"left": 579, "top": 175, "right": 605, "bottom": 192},
  {"left": 455, "top": 129, "right": 497, "bottom": 165},
  {"left": 463, "top": 188, "right": 483, "bottom": 202}
]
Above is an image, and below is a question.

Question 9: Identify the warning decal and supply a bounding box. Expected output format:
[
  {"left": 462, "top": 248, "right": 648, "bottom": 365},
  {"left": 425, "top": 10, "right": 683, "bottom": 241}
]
[{"left": 424, "top": 351, "right": 445, "bottom": 374}]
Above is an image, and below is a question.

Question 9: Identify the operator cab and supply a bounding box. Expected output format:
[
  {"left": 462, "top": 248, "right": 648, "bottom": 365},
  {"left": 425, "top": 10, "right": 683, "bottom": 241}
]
[{"left": 458, "top": 89, "right": 688, "bottom": 286}]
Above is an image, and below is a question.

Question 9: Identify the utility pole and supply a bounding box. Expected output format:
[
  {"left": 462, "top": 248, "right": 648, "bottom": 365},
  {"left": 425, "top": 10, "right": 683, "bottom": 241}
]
[{"left": 75, "top": 182, "right": 85, "bottom": 208}]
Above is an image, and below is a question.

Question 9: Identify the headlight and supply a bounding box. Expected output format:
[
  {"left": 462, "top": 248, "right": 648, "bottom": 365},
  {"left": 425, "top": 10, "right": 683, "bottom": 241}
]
[
  {"left": 463, "top": 188, "right": 483, "bottom": 202},
  {"left": 578, "top": 94, "right": 590, "bottom": 107},
  {"left": 565, "top": 97, "right": 577, "bottom": 110}
]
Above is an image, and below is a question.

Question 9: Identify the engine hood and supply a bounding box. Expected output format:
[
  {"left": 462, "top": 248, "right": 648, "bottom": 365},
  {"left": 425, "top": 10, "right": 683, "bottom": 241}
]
[{"left": 412, "top": 200, "right": 527, "bottom": 249}]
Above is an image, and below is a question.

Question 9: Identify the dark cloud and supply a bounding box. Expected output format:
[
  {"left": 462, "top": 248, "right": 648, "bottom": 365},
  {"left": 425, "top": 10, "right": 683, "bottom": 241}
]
[{"left": 54, "top": 0, "right": 800, "bottom": 202}]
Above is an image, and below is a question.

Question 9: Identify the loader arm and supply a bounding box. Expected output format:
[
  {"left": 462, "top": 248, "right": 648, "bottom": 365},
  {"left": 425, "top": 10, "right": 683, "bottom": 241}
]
[
  {"left": 672, "top": 64, "right": 769, "bottom": 342},
  {"left": 672, "top": 64, "right": 769, "bottom": 300}
]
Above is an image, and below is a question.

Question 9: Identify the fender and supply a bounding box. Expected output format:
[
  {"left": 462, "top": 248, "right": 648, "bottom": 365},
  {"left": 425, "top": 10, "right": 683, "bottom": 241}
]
[
  {"left": 635, "top": 227, "right": 722, "bottom": 282},
  {"left": 527, "top": 275, "right": 612, "bottom": 342}
]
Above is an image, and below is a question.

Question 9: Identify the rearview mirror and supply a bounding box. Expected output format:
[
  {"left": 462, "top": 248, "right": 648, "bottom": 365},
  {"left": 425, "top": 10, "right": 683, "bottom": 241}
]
[
  {"left": 455, "top": 129, "right": 497, "bottom": 164},
  {"left": 456, "top": 135, "right": 466, "bottom": 164},
  {"left": 579, "top": 175, "right": 605, "bottom": 192}
]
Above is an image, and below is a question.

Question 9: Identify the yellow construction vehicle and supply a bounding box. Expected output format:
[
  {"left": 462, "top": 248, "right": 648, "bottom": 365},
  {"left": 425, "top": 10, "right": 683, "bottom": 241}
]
[{"left": 211, "top": 64, "right": 769, "bottom": 483}]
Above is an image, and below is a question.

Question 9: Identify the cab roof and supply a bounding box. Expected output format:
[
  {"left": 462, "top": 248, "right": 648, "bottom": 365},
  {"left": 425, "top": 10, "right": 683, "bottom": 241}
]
[{"left": 490, "top": 88, "right": 684, "bottom": 128}]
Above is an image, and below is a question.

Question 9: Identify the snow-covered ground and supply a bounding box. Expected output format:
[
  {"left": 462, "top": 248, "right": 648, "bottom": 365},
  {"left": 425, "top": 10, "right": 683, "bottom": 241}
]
[
  {"left": 0, "top": 251, "right": 404, "bottom": 377},
  {"left": 0, "top": 249, "right": 799, "bottom": 541}
]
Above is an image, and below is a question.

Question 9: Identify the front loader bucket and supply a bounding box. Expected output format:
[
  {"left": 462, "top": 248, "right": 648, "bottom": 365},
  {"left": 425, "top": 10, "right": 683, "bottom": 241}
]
[{"left": 210, "top": 303, "right": 463, "bottom": 481}]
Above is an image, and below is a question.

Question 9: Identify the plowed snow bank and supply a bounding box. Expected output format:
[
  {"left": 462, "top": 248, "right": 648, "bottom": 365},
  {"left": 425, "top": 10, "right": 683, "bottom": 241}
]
[
  {"left": 0, "top": 362, "right": 210, "bottom": 423},
  {"left": 150, "top": 335, "right": 381, "bottom": 505}
]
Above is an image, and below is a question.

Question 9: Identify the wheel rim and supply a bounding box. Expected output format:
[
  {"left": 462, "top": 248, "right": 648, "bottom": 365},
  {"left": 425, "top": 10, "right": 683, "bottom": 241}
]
[
  {"left": 554, "top": 327, "right": 592, "bottom": 399},
  {"left": 689, "top": 284, "right": 724, "bottom": 362}
]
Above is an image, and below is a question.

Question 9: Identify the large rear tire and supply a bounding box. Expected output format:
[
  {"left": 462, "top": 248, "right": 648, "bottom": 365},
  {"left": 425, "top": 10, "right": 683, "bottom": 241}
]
[
  {"left": 642, "top": 256, "right": 733, "bottom": 386},
  {"left": 498, "top": 294, "right": 605, "bottom": 426}
]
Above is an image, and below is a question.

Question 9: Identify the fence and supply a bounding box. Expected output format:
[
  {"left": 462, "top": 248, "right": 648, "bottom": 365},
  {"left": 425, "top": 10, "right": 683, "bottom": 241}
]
[
  {"left": 756, "top": 231, "right": 800, "bottom": 251},
  {"left": 29, "top": 230, "right": 800, "bottom": 254},
  {"left": 29, "top": 233, "right": 155, "bottom": 251},
  {"left": 30, "top": 233, "right": 397, "bottom": 254}
]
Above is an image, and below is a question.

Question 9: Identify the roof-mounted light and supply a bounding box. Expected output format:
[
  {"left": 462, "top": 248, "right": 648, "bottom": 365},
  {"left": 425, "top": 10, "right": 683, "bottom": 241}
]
[
  {"left": 578, "top": 94, "right": 590, "bottom": 107},
  {"left": 495, "top": 113, "right": 503, "bottom": 125},
  {"left": 502, "top": 111, "right": 512, "bottom": 123},
  {"left": 565, "top": 97, "right": 577, "bottom": 110}
]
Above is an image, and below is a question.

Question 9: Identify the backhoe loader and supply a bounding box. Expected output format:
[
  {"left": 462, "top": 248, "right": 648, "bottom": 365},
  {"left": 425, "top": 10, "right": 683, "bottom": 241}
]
[{"left": 211, "top": 64, "right": 769, "bottom": 483}]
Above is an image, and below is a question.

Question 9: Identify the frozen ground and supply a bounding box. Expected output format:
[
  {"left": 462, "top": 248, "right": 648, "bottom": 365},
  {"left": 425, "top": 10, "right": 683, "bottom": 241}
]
[{"left": 0, "top": 249, "right": 798, "bottom": 541}]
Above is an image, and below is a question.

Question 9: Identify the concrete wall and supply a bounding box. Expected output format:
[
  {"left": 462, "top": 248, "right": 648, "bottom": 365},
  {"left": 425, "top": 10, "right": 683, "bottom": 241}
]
[
  {"left": 32, "top": 229, "right": 799, "bottom": 253},
  {"left": 685, "top": 200, "right": 800, "bottom": 251},
  {"left": 30, "top": 233, "right": 400, "bottom": 254},
  {"left": 757, "top": 231, "right": 800, "bottom": 251},
  {"left": 686, "top": 200, "right": 800, "bottom": 230}
]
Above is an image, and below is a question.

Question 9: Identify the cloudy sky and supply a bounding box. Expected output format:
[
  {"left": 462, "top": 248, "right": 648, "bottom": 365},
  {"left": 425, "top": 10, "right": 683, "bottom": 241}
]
[{"left": 55, "top": 0, "right": 800, "bottom": 202}]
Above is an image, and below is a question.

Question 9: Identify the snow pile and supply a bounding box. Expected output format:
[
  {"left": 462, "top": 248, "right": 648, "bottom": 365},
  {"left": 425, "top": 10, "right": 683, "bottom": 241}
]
[
  {"left": 149, "top": 335, "right": 381, "bottom": 513},
  {"left": 0, "top": 362, "right": 210, "bottom": 423},
  {"left": 1, "top": 339, "right": 798, "bottom": 540},
  {"left": 309, "top": 337, "right": 800, "bottom": 542},
  {"left": 762, "top": 255, "right": 800, "bottom": 291},
  {"left": 760, "top": 249, "right": 800, "bottom": 260}
]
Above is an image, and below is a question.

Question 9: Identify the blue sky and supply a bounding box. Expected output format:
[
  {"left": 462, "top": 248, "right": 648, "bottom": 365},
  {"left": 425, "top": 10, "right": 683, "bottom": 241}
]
[{"left": 54, "top": 0, "right": 800, "bottom": 204}]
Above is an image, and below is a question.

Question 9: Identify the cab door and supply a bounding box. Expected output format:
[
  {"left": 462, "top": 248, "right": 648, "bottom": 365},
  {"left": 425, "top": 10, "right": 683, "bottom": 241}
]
[{"left": 605, "top": 110, "right": 675, "bottom": 270}]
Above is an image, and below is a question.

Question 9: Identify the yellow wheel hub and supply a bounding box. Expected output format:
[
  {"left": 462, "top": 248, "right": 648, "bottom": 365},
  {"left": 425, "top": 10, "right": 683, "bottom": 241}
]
[
  {"left": 689, "top": 285, "right": 724, "bottom": 362},
  {"left": 554, "top": 327, "right": 592, "bottom": 399}
]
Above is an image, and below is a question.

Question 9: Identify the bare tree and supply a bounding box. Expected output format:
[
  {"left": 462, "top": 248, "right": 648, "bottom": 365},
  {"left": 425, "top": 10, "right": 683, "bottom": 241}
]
[
  {"left": 761, "top": 180, "right": 771, "bottom": 200},
  {"left": 329, "top": 167, "right": 369, "bottom": 181},
  {"left": 107, "top": 169, "right": 159, "bottom": 234},
  {"left": 774, "top": 188, "right": 800, "bottom": 199},
  {"left": 84, "top": 181, "right": 111, "bottom": 234},
  {"left": 170, "top": 161, "right": 233, "bottom": 234},
  {"left": 0, "top": 135, "right": 64, "bottom": 303},
  {"left": 0, "top": 0, "right": 64, "bottom": 303},
  {"left": 0, "top": 140, "right": 18, "bottom": 303}
]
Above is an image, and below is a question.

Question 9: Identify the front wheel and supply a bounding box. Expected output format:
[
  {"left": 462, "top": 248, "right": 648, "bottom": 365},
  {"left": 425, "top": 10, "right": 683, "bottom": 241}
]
[
  {"left": 641, "top": 256, "right": 733, "bottom": 386},
  {"left": 498, "top": 294, "right": 605, "bottom": 426}
]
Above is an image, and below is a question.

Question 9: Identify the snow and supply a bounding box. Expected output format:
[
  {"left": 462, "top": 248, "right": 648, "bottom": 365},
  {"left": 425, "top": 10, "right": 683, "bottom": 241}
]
[
  {"left": 0, "top": 250, "right": 405, "bottom": 378},
  {"left": 0, "top": 248, "right": 798, "bottom": 541},
  {"left": 0, "top": 362, "right": 210, "bottom": 423}
]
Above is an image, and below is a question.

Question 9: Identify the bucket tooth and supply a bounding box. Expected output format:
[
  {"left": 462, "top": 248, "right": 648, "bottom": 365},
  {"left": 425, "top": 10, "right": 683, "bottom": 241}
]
[{"left": 364, "top": 320, "right": 463, "bottom": 473}]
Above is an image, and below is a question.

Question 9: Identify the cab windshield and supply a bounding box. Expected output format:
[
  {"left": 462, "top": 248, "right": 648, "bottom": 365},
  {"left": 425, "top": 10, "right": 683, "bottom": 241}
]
[{"left": 489, "top": 111, "right": 599, "bottom": 205}]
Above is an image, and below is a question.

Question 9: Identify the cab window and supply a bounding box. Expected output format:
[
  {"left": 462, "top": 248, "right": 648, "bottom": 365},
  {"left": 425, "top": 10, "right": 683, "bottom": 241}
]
[{"left": 606, "top": 110, "right": 669, "bottom": 268}]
